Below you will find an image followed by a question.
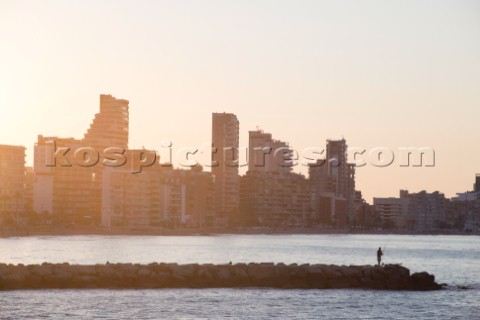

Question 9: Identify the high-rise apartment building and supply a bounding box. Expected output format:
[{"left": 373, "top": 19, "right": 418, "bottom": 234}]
[
  {"left": 326, "top": 139, "right": 356, "bottom": 225},
  {"left": 240, "top": 170, "right": 314, "bottom": 227},
  {"left": 373, "top": 195, "right": 409, "bottom": 229},
  {"left": 0, "top": 145, "right": 26, "bottom": 220},
  {"left": 34, "top": 136, "right": 98, "bottom": 223},
  {"left": 326, "top": 139, "right": 354, "bottom": 197},
  {"left": 84, "top": 94, "right": 129, "bottom": 152},
  {"left": 309, "top": 160, "right": 337, "bottom": 225},
  {"left": 248, "top": 129, "right": 292, "bottom": 174},
  {"left": 33, "top": 94, "right": 129, "bottom": 224},
  {"left": 101, "top": 159, "right": 215, "bottom": 229},
  {"left": 156, "top": 166, "right": 215, "bottom": 228},
  {"left": 101, "top": 157, "right": 160, "bottom": 228},
  {"left": 212, "top": 112, "right": 239, "bottom": 225},
  {"left": 240, "top": 130, "right": 314, "bottom": 227},
  {"left": 404, "top": 190, "right": 447, "bottom": 230}
]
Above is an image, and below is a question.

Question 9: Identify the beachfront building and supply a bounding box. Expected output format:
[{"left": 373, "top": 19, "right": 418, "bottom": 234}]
[
  {"left": 101, "top": 159, "right": 161, "bottom": 228},
  {"left": 307, "top": 139, "right": 357, "bottom": 229},
  {"left": 101, "top": 164, "right": 215, "bottom": 229},
  {"left": 83, "top": 94, "right": 129, "bottom": 152},
  {"left": 449, "top": 174, "right": 480, "bottom": 231},
  {"left": 0, "top": 144, "right": 26, "bottom": 225},
  {"left": 373, "top": 195, "right": 409, "bottom": 229},
  {"left": 405, "top": 190, "right": 447, "bottom": 231},
  {"left": 372, "top": 190, "right": 447, "bottom": 231},
  {"left": 248, "top": 129, "right": 293, "bottom": 174},
  {"left": 156, "top": 166, "right": 215, "bottom": 228},
  {"left": 353, "top": 191, "right": 376, "bottom": 229},
  {"left": 212, "top": 112, "right": 240, "bottom": 226},
  {"left": 240, "top": 170, "right": 314, "bottom": 228},
  {"left": 33, "top": 94, "right": 129, "bottom": 225},
  {"left": 309, "top": 159, "right": 342, "bottom": 227},
  {"left": 449, "top": 192, "right": 478, "bottom": 230},
  {"left": 33, "top": 136, "right": 99, "bottom": 224},
  {"left": 240, "top": 130, "right": 315, "bottom": 228},
  {"left": 326, "top": 139, "right": 356, "bottom": 226}
]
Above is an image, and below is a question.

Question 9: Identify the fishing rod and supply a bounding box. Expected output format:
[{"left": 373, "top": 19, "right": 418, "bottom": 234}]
[
  {"left": 381, "top": 237, "right": 391, "bottom": 264},
  {"left": 383, "top": 238, "right": 391, "bottom": 253}
]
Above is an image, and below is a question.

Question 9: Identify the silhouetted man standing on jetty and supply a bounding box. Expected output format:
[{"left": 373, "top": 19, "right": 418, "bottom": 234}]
[{"left": 377, "top": 247, "right": 383, "bottom": 266}]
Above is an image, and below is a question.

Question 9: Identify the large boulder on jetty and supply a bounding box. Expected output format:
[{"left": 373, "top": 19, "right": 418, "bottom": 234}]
[{"left": 0, "top": 263, "right": 442, "bottom": 291}]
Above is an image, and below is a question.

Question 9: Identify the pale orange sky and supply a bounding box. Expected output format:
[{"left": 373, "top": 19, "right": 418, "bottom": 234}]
[{"left": 0, "top": 0, "right": 479, "bottom": 202}]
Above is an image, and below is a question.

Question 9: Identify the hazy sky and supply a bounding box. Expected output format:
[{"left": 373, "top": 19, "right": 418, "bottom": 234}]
[{"left": 1, "top": 0, "right": 479, "bottom": 202}]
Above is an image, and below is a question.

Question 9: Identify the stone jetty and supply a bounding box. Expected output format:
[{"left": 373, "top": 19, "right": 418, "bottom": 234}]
[{"left": 0, "top": 263, "right": 442, "bottom": 291}]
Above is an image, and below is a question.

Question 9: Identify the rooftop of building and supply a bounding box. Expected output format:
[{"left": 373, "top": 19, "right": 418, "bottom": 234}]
[{"left": 0, "top": 144, "right": 26, "bottom": 150}]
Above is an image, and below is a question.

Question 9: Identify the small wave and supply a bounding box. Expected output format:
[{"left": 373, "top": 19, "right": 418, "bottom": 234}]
[{"left": 442, "top": 283, "right": 480, "bottom": 291}]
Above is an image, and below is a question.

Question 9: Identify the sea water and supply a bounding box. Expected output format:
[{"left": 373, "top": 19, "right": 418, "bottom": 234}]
[{"left": 0, "top": 234, "right": 478, "bottom": 319}]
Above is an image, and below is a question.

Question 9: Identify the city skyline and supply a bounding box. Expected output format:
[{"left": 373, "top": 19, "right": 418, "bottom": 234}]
[
  {"left": 0, "top": 95, "right": 477, "bottom": 203},
  {"left": 1, "top": 94, "right": 478, "bottom": 232},
  {"left": 1, "top": 2, "right": 479, "bottom": 319},
  {"left": 1, "top": 1, "right": 480, "bottom": 202}
]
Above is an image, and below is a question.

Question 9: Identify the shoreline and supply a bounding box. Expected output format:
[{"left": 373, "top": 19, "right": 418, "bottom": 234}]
[{"left": 1, "top": 226, "right": 479, "bottom": 238}]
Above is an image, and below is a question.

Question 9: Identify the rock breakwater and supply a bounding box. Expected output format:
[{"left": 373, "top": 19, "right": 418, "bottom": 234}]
[{"left": 0, "top": 263, "right": 441, "bottom": 291}]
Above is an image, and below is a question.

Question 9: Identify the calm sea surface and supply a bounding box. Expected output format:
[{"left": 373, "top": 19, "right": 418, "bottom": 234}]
[{"left": 0, "top": 234, "right": 479, "bottom": 319}]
